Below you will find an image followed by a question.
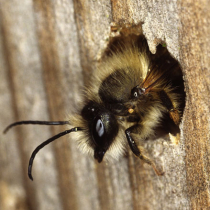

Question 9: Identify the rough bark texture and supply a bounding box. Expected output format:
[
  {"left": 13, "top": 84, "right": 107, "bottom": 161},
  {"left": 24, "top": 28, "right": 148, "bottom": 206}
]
[
  {"left": 0, "top": 0, "right": 209, "bottom": 210},
  {"left": 179, "top": 0, "right": 210, "bottom": 209}
]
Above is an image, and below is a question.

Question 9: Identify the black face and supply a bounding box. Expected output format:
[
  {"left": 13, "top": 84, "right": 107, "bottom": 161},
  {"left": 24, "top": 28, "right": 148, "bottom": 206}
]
[{"left": 81, "top": 101, "right": 119, "bottom": 162}]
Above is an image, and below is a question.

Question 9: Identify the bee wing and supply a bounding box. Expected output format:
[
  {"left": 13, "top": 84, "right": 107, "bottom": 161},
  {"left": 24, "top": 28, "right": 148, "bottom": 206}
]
[
  {"left": 141, "top": 67, "right": 166, "bottom": 93},
  {"left": 141, "top": 54, "right": 178, "bottom": 93}
]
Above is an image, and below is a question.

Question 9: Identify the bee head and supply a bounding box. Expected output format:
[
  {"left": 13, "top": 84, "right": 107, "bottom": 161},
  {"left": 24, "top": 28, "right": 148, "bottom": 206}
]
[{"left": 81, "top": 101, "right": 119, "bottom": 162}]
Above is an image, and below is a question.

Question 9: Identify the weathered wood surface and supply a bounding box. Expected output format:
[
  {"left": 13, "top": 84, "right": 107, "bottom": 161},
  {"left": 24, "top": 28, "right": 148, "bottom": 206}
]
[
  {"left": 179, "top": 0, "right": 210, "bottom": 209},
  {"left": 0, "top": 0, "right": 209, "bottom": 210}
]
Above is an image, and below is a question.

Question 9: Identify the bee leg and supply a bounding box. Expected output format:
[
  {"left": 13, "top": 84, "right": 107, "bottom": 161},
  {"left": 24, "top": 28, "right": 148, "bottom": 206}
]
[
  {"left": 158, "top": 90, "right": 180, "bottom": 125},
  {"left": 125, "top": 126, "right": 164, "bottom": 176}
]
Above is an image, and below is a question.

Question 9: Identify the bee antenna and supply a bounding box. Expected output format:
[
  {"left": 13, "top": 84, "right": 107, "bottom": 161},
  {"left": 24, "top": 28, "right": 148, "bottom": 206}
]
[
  {"left": 28, "top": 127, "right": 83, "bottom": 181},
  {"left": 3, "top": 120, "right": 70, "bottom": 134}
]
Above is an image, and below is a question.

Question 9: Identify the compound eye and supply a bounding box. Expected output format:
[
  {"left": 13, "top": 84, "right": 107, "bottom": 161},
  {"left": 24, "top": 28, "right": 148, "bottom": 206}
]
[{"left": 95, "top": 119, "right": 104, "bottom": 137}]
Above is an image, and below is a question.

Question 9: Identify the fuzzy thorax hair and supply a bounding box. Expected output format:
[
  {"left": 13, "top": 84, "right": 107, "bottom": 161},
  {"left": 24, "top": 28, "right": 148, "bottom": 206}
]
[{"left": 68, "top": 44, "right": 181, "bottom": 162}]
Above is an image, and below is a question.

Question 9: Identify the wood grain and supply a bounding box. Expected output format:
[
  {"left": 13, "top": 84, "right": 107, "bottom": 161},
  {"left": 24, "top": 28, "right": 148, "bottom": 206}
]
[{"left": 179, "top": 0, "right": 210, "bottom": 209}]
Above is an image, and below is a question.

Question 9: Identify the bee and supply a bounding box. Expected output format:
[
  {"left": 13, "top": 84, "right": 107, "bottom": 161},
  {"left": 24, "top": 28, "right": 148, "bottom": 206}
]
[{"left": 4, "top": 35, "right": 185, "bottom": 180}]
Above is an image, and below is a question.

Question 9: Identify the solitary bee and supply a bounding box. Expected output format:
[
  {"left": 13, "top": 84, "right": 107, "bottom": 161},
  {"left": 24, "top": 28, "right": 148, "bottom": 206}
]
[{"left": 4, "top": 35, "right": 185, "bottom": 180}]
